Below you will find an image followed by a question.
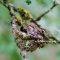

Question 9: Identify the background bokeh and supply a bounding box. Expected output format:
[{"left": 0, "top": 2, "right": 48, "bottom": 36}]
[{"left": 0, "top": 0, "right": 60, "bottom": 60}]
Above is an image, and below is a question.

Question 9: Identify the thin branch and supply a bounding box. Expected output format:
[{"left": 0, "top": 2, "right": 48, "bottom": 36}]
[
  {"left": 0, "top": 1, "right": 8, "bottom": 8},
  {"left": 0, "top": 1, "right": 29, "bottom": 60},
  {"left": 35, "top": 1, "right": 58, "bottom": 21}
]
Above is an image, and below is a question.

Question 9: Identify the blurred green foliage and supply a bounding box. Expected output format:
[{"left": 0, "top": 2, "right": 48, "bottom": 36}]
[
  {"left": 0, "top": 3, "right": 21, "bottom": 60},
  {"left": 0, "top": 0, "right": 60, "bottom": 60}
]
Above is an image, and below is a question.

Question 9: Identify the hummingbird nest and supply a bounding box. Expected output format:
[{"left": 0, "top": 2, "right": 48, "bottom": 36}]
[{"left": 12, "top": 16, "right": 57, "bottom": 52}]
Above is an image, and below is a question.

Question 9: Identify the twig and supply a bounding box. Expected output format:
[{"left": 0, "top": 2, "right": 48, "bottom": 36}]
[
  {"left": 0, "top": 1, "right": 8, "bottom": 8},
  {"left": 0, "top": 1, "right": 29, "bottom": 60},
  {"left": 35, "top": 1, "right": 58, "bottom": 21}
]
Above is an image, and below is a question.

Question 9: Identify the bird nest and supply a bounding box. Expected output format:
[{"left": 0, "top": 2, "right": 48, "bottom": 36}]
[{"left": 12, "top": 16, "right": 56, "bottom": 52}]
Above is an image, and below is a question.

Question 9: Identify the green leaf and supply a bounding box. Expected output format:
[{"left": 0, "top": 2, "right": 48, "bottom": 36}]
[{"left": 26, "top": 0, "right": 31, "bottom": 5}]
